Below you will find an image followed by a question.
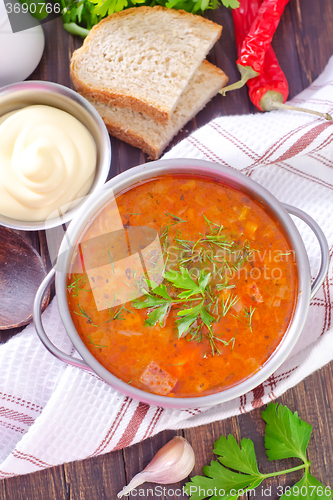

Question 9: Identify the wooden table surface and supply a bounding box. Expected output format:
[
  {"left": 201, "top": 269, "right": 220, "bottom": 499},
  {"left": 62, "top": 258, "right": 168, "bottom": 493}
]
[{"left": 1, "top": 1, "right": 333, "bottom": 498}]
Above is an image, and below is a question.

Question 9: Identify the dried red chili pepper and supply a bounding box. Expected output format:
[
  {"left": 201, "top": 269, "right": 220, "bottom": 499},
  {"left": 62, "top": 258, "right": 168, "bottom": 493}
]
[
  {"left": 230, "top": 0, "right": 288, "bottom": 109},
  {"left": 223, "top": 0, "right": 332, "bottom": 120},
  {"left": 223, "top": 0, "right": 290, "bottom": 93},
  {"left": 247, "top": 47, "right": 288, "bottom": 111}
]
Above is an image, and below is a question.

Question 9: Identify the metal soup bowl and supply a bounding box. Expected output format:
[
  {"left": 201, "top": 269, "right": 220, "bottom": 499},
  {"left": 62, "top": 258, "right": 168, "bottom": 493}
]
[
  {"left": 33, "top": 159, "right": 329, "bottom": 409},
  {"left": 0, "top": 81, "right": 111, "bottom": 231}
]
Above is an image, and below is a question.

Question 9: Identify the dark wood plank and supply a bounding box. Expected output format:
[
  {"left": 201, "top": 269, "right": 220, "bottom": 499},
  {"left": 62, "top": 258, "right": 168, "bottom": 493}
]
[
  {"left": 289, "top": 0, "right": 333, "bottom": 88},
  {"left": 292, "top": 368, "right": 333, "bottom": 483},
  {"left": 1, "top": 466, "right": 67, "bottom": 500},
  {"left": 271, "top": 2, "right": 305, "bottom": 100},
  {"left": 63, "top": 450, "right": 126, "bottom": 500},
  {"left": 206, "top": 7, "right": 256, "bottom": 117}
]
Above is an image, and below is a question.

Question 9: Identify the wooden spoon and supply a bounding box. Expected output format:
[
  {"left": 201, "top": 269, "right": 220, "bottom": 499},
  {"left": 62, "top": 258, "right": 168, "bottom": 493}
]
[{"left": 0, "top": 226, "right": 50, "bottom": 330}]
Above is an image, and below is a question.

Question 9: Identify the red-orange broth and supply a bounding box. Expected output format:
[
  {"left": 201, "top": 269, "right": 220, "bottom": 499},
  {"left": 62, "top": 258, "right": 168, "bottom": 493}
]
[{"left": 67, "top": 175, "right": 297, "bottom": 398}]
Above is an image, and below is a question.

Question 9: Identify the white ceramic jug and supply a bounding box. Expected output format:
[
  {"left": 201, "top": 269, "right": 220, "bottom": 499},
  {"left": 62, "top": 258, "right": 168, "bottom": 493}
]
[{"left": 0, "top": 0, "right": 45, "bottom": 87}]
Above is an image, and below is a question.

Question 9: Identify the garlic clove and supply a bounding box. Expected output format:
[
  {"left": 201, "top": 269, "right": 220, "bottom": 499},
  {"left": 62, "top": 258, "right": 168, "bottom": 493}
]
[{"left": 117, "top": 436, "right": 195, "bottom": 498}]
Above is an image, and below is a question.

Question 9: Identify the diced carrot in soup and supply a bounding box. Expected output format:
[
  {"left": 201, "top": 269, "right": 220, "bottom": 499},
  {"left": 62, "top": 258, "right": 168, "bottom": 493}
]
[
  {"left": 238, "top": 206, "right": 250, "bottom": 221},
  {"left": 67, "top": 175, "right": 297, "bottom": 398}
]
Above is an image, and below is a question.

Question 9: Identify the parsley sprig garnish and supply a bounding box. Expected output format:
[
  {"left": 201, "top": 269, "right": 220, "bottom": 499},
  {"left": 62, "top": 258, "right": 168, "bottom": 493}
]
[
  {"left": 24, "top": 0, "right": 239, "bottom": 38},
  {"left": 185, "top": 402, "right": 332, "bottom": 500},
  {"left": 63, "top": 0, "right": 240, "bottom": 35},
  {"left": 132, "top": 213, "right": 258, "bottom": 355},
  {"left": 132, "top": 268, "right": 212, "bottom": 330}
]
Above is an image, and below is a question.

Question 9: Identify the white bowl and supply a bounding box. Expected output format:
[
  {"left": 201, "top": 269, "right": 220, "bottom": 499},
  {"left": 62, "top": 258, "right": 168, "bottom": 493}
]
[{"left": 0, "top": 81, "right": 111, "bottom": 230}]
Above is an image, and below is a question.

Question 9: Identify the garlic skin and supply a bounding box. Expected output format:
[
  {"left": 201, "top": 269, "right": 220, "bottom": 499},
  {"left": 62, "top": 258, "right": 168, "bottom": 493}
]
[{"left": 117, "top": 436, "right": 195, "bottom": 498}]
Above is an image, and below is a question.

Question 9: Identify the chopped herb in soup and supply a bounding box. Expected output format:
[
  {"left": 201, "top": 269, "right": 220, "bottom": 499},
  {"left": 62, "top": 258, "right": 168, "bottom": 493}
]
[{"left": 67, "top": 175, "right": 297, "bottom": 398}]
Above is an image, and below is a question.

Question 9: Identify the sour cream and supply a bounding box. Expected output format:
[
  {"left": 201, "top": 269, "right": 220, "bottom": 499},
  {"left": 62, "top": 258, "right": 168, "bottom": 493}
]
[{"left": 0, "top": 105, "right": 97, "bottom": 222}]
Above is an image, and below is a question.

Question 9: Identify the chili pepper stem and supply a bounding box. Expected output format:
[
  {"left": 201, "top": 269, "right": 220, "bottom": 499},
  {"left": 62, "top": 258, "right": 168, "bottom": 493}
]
[
  {"left": 220, "top": 65, "right": 259, "bottom": 96},
  {"left": 260, "top": 91, "right": 332, "bottom": 120},
  {"left": 265, "top": 100, "right": 332, "bottom": 121}
]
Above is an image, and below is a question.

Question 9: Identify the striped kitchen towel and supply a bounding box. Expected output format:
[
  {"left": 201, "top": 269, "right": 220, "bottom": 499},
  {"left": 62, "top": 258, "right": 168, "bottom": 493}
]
[{"left": 0, "top": 55, "right": 332, "bottom": 478}]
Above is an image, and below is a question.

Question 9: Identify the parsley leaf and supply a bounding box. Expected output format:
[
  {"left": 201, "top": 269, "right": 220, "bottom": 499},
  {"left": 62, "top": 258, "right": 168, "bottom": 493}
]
[
  {"left": 199, "top": 306, "right": 215, "bottom": 334},
  {"left": 262, "top": 402, "right": 312, "bottom": 462},
  {"left": 176, "top": 302, "right": 203, "bottom": 336},
  {"left": 198, "top": 270, "right": 211, "bottom": 294},
  {"left": 280, "top": 471, "right": 332, "bottom": 500},
  {"left": 145, "top": 303, "right": 170, "bottom": 327},
  {"left": 185, "top": 461, "right": 258, "bottom": 500},
  {"left": 132, "top": 295, "right": 168, "bottom": 309},
  {"left": 185, "top": 437, "right": 264, "bottom": 499},
  {"left": 165, "top": 268, "right": 204, "bottom": 298},
  {"left": 222, "top": 0, "right": 240, "bottom": 8},
  {"left": 150, "top": 283, "right": 172, "bottom": 300},
  {"left": 185, "top": 403, "right": 328, "bottom": 500},
  {"left": 214, "top": 435, "right": 260, "bottom": 476},
  {"left": 176, "top": 301, "right": 214, "bottom": 338},
  {"left": 203, "top": 460, "right": 258, "bottom": 489},
  {"left": 132, "top": 267, "right": 214, "bottom": 339},
  {"left": 184, "top": 476, "right": 229, "bottom": 500}
]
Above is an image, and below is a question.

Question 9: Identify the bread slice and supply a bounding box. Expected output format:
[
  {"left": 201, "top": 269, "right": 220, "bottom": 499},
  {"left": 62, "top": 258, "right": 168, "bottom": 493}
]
[
  {"left": 81, "top": 60, "right": 228, "bottom": 159},
  {"left": 70, "top": 6, "right": 222, "bottom": 123}
]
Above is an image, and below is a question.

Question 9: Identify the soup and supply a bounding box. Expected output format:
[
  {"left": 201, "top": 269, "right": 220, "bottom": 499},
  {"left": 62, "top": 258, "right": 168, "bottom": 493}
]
[{"left": 67, "top": 175, "right": 297, "bottom": 398}]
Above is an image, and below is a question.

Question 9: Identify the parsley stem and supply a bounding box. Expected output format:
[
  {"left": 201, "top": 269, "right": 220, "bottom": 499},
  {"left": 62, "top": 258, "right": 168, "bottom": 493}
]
[
  {"left": 173, "top": 298, "right": 202, "bottom": 303},
  {"left": 262, "top": 462, "right": 309, "bottom": 479}
]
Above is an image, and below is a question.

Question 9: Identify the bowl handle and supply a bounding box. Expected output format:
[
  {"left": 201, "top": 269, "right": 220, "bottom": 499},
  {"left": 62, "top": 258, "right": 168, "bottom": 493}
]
[
  {"left": 33, "top": 268, "right": 92, "bottom": 371},
  {"left": 283, "top": 203, "right": 329, "bottom": 298}
]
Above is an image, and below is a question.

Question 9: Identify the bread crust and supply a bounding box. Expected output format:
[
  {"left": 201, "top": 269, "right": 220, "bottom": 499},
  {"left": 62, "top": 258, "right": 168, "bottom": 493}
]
[
  {"left": 103, "top": 120, "right": 160, "bottom": 159},
  {"left": 79, "top": 61, "right": 229, "bottom": 160},
  {"left": 70, "top": 70, "right": 170, "bottom": 122},
  {"left": 70, "top": 6, "right": 222, "bottom": 123}
]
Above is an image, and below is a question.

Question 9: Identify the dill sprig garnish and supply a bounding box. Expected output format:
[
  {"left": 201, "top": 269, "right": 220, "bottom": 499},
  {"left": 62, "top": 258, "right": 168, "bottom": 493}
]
[
  {"left": 165, "top": 212, "right": 187, "bottom": 225},
  {"left": 216, "top": 279, "right": 236, "bottom": 291},
  {"left": 203, "top": 213, "right": 224, "bottom": 234},
  {"left": 233, "top": 306, "right": 256, "bottom": 331},
  {"left": 243, "top": 306, "right": 256, "bottom": 331},
  {"left": 221, "top": 294, "right": 239, "bottom": 317},
  {"left": 74, "top": 304, "right": 99, "bottom": 327},
  {"left": 87, "top": 334, "right": 107, "bottom": 348},
  {"left": 108, "top": 250, "right": 115, "bottom": 273},
  {"left": 174, "top": 237, "right": 193, "bottom": 251},
  {"left": 67, "top": 274, "right": 90, "bottom": 297},
  {"left": 105, "top": 303, "right": 132, "bottom": 322}
]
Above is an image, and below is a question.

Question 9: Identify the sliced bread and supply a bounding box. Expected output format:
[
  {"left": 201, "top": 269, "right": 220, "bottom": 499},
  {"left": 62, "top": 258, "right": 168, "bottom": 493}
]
[
  {"left": 70, "top": 6, "right": 222, "bottom": 123},
  {"left": 81, "top": 60, "right": 228, "bottom": 159}
]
